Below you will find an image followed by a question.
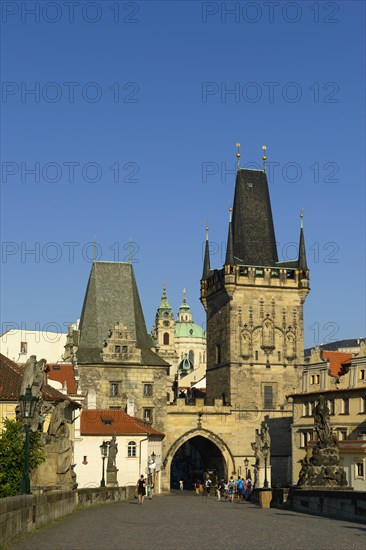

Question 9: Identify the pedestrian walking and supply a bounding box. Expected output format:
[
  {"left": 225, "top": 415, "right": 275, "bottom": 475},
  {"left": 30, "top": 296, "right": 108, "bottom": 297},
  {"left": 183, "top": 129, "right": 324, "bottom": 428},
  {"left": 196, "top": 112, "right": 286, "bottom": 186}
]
[
  {"left": 179, "top": 479, "right": 184, "bottom": 491},
  {"left": 217, "top": 479, "right": 224, "bottom": 501},
  {"left": 228, "top": 476, "right": 235, "bottom": 502},
  {"left": 137, "top": 474, "right": 146, "bottom": 505},
  {"left": 244, "top": 478, "right": 252, "bottom": 501},
  {"left": 147, "top": 481, "right": 154, "bottom": 500},
  {"left": 235, "top": 475, "right": 244, "bottom": 502},
  {"left": 204, "top": 477, "right": 212, "bottom": 497},
  {"left": 195, "top": 479, "right": 201, "bottom": 495}
]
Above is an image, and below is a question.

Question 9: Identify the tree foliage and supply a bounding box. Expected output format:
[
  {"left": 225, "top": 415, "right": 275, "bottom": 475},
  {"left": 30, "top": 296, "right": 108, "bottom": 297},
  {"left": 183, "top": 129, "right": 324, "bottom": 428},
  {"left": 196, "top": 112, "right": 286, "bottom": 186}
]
[{"left": 0, "top": 417, "right": 45, "bottom": 498}]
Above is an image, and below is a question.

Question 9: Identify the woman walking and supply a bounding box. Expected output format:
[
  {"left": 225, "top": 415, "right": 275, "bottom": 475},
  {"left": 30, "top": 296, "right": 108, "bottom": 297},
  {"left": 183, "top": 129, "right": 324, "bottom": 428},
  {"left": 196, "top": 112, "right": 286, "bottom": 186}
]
[{"left": 137, "top": 474, "right": 147, "bottom": 505}]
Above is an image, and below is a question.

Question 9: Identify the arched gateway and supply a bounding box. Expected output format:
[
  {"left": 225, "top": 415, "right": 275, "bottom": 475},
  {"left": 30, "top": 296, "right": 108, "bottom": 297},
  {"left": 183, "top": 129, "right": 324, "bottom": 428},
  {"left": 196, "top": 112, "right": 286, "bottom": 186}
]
[{"left": 162, "top": 428, "right": 235, "bottom": 491}]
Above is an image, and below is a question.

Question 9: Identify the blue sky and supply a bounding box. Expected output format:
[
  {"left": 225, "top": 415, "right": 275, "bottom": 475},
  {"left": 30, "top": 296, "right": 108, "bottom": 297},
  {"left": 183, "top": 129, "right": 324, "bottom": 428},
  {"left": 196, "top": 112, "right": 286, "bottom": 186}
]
[{"left": 1, "top": 1, "right": 365, "bottom": 348}]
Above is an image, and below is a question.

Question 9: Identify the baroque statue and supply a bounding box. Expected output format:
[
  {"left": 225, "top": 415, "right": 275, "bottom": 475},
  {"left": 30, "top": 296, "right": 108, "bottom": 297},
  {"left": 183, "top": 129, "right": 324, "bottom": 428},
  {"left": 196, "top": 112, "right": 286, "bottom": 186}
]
[{"left": 297, "top": 395, "right": 348, "bottom": 488}]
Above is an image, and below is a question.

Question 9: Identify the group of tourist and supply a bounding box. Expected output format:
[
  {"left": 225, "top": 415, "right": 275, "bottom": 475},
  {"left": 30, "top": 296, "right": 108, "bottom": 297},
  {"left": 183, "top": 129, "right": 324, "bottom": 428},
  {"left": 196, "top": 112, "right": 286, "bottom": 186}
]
[
  {"left": 217, "top": 475, "right": 252, "bottom": 502},
  {"left": 193, "top": 475, "right": 252, "bottom": 502}
]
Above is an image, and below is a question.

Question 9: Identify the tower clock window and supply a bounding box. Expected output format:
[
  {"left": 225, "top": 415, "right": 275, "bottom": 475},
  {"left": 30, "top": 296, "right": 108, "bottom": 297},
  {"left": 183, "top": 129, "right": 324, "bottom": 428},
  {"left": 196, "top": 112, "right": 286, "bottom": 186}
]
[{"left": 163, "top": 332, "right": 170, "bottom": 345}]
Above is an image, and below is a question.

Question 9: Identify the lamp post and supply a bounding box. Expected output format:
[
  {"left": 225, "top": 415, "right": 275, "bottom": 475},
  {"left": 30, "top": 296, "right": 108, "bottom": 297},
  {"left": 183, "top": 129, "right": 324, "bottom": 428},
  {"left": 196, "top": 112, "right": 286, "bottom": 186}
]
[
  {"left": 244, "top": 457, "right": 249, "bottom": 479},
  {"left": 100, "top": 441, "right": 108, "bottom": 487},
  {"left": 19, "top": 386, "right": 39, "bottom": 494},
  {"left": 262, "top": 442, "right": 269, "bottom": 489}
]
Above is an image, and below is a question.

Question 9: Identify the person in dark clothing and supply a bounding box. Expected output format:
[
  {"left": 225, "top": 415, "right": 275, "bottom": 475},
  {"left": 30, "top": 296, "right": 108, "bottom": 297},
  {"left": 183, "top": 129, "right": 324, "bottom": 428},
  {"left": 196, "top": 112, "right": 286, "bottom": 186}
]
[{"left": 137, "top": 475, "right": 146, "bottom": 505}]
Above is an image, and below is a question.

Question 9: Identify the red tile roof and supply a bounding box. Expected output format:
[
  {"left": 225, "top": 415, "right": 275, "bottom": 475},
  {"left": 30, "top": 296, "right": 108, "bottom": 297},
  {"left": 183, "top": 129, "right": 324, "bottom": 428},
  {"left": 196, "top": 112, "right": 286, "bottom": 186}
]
[
  {"left": 0, "top": 353, "right": 79, "bottom": 404},
  {"left": 80, "top": 409, "right": 164, "bottom": 437},
  {"left": 47, "top": 363, "right": 77, "bottom": 394},
  {"left": 322, "top": 350, "right": 352, "bottom": 380}
]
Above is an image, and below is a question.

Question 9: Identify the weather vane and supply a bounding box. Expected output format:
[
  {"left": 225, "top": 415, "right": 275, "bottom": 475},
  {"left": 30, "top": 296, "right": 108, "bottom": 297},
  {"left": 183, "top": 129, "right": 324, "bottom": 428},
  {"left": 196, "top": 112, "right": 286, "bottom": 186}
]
[
  {"left": 236, "top": 143, "right": 241, "bottom": 170},
  {"left": 262, "top": 145, "right": 267, "bottom": 172}
]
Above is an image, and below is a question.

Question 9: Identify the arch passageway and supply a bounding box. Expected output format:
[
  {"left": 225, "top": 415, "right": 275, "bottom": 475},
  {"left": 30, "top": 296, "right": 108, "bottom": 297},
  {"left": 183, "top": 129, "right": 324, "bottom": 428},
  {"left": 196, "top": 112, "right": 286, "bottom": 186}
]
[{"left": 170, "top": 435, "right": 226, "bottom": 489}]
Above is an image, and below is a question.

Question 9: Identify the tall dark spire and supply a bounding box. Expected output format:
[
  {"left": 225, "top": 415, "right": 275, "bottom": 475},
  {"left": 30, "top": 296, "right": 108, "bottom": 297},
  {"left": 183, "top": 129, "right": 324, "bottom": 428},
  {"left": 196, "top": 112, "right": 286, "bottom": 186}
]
[
  {"left": 298, "top": 213, "right": 307, "bottom": 270},
  {"left": 225, "top": 207, "right": 234, "bottom": 266},
  {"left": 231, "top": 169, "right": 278, "bottom": 266},
  {"left": 202, "top": 224, "right": 211, "bottom": 279}
]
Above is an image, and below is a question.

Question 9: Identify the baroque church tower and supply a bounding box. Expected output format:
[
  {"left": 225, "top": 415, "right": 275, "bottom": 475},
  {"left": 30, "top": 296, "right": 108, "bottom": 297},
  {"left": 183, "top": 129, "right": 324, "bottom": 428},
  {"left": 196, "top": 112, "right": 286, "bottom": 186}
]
[
  {"left": 151, "top": 285, "right": 178, "bottom": 365},
  {"left": 201, "top": 150, "right": 310, "bottom": 409}
]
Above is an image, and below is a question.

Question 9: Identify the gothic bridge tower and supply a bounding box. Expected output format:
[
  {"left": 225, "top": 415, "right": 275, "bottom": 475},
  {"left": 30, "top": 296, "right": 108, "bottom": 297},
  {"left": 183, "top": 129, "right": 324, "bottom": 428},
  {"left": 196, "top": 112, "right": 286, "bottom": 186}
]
[{"left": 200, "top": 151, "right": 310, "bottom": 410}]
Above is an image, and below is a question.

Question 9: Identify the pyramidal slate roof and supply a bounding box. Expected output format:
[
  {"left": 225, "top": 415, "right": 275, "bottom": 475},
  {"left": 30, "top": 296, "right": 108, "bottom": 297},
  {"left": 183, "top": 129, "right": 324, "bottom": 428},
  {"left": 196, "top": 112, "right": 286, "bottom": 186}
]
[
  {"left": 77, "top": 262, "right": 168, "bottom": 367},
  {"left": 231, "top": 169, "right": 278, "bottom": 266}
]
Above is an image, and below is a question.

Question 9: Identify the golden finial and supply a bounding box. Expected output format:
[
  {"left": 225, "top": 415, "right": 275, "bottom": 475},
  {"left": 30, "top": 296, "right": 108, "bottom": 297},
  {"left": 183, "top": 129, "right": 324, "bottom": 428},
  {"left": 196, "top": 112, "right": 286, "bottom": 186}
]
[
  {"left": 183, "top": 288, "right": 187, "bottom": 303},
  {"left": 229, "top": 206, "right": 233, "bottom": 223},
  {"left": 205, "top": 220, "right": 209, "bottom": 241},
  {"left": 262, "top": 145, "right": 267, "bottom": 172},
  {"left": 236, "top": 143, "right": 241, "bottom": 170},
  {"left": 300, "top": 209, "right": 304, "bottom": 229}
]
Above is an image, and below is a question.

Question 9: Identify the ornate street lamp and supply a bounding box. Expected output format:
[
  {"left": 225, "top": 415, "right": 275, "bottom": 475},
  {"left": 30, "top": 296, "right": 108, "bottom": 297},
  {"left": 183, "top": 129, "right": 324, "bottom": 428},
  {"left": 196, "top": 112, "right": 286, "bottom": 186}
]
[
  {"left": 100, "top": 441, "right": 109, "bottom": 487},
  {"left": 263, "top": 442, "right": 269, "bottom": 488},
  {"left": 244, "top": 457, "right": 249, "bottom": 479},
  {"left": 19, "top": 386, "right": 39, "bottom": 494}
]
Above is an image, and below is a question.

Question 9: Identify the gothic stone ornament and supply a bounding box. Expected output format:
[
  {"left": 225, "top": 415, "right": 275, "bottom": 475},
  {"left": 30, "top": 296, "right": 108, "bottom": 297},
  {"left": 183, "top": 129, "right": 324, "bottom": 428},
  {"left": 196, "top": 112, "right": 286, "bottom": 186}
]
[{"left": 297, "top": 395, "right": 348, "bottom": 488}]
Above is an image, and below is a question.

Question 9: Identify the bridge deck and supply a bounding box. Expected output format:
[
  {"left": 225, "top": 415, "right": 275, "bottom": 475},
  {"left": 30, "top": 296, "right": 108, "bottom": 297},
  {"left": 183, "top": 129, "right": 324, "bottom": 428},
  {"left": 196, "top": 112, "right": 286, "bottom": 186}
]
[{"left": 9, "top": 492, "right": 365, "bottom": 550}]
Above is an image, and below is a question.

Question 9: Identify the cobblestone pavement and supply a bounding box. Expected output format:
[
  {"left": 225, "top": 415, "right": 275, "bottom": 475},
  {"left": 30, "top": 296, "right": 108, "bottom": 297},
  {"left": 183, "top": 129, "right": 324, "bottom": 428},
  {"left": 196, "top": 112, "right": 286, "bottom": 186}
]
[{"left": 9, "top": 492, "right": 366, "bottom": 550}]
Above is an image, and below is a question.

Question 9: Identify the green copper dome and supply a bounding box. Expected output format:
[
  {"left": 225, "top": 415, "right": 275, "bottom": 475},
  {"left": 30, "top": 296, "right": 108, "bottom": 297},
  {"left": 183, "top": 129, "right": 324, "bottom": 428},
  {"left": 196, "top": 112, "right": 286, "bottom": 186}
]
[{"left": 175, "top": 322, "right": 206, "bottom": 338}]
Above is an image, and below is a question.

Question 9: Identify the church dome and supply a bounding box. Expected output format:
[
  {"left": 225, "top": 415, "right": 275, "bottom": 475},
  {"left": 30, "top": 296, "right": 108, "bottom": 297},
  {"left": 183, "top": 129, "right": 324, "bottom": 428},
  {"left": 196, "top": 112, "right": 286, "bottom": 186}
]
[
  {"left": 175, "top": 322, "right": 206, "bottom": 339},
  {"left": 178, "top": 355, "right": 194, "bottom": 372}
]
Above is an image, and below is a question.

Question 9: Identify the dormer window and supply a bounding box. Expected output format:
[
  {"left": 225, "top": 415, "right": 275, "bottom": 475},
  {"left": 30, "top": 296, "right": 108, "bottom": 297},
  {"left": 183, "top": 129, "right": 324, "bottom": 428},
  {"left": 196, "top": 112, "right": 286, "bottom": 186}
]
[{"left": 102, "top": 419, "right": 112, "bottom": 426}]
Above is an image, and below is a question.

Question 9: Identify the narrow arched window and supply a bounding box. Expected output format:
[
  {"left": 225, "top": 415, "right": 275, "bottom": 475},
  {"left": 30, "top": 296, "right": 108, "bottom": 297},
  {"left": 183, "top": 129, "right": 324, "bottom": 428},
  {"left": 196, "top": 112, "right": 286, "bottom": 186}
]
[
  {"left": 189, "top": 350, "right": 194, "bottom": 365},
  {"left": 128, "top": 441, "right": 136, "bottom": 457},
  {"left": 163, "top": 332, "right": 169, "bottom": 345}
]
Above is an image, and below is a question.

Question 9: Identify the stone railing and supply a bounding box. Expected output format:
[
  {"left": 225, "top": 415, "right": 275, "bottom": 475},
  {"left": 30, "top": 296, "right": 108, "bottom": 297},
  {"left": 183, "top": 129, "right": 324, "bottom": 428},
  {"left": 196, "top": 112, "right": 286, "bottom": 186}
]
[
  {"left": 0, "top": 485, "right": 137, "bottom": 547},
  {"left": 290, "top": 488, "right": 366, "bottom": 523}
]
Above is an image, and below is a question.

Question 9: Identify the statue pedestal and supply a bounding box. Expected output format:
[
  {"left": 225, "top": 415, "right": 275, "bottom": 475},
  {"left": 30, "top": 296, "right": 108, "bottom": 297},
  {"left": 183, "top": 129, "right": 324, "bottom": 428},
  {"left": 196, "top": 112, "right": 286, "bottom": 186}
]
[
  {"left": 259, "top": 489, "right": 272, "bottom": 509},
  {"left": 106, "top": 467, "right": 118, "bottom": 487},
  {"left": 256, "top": 465, "right": 271, "bottom": 488}
]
